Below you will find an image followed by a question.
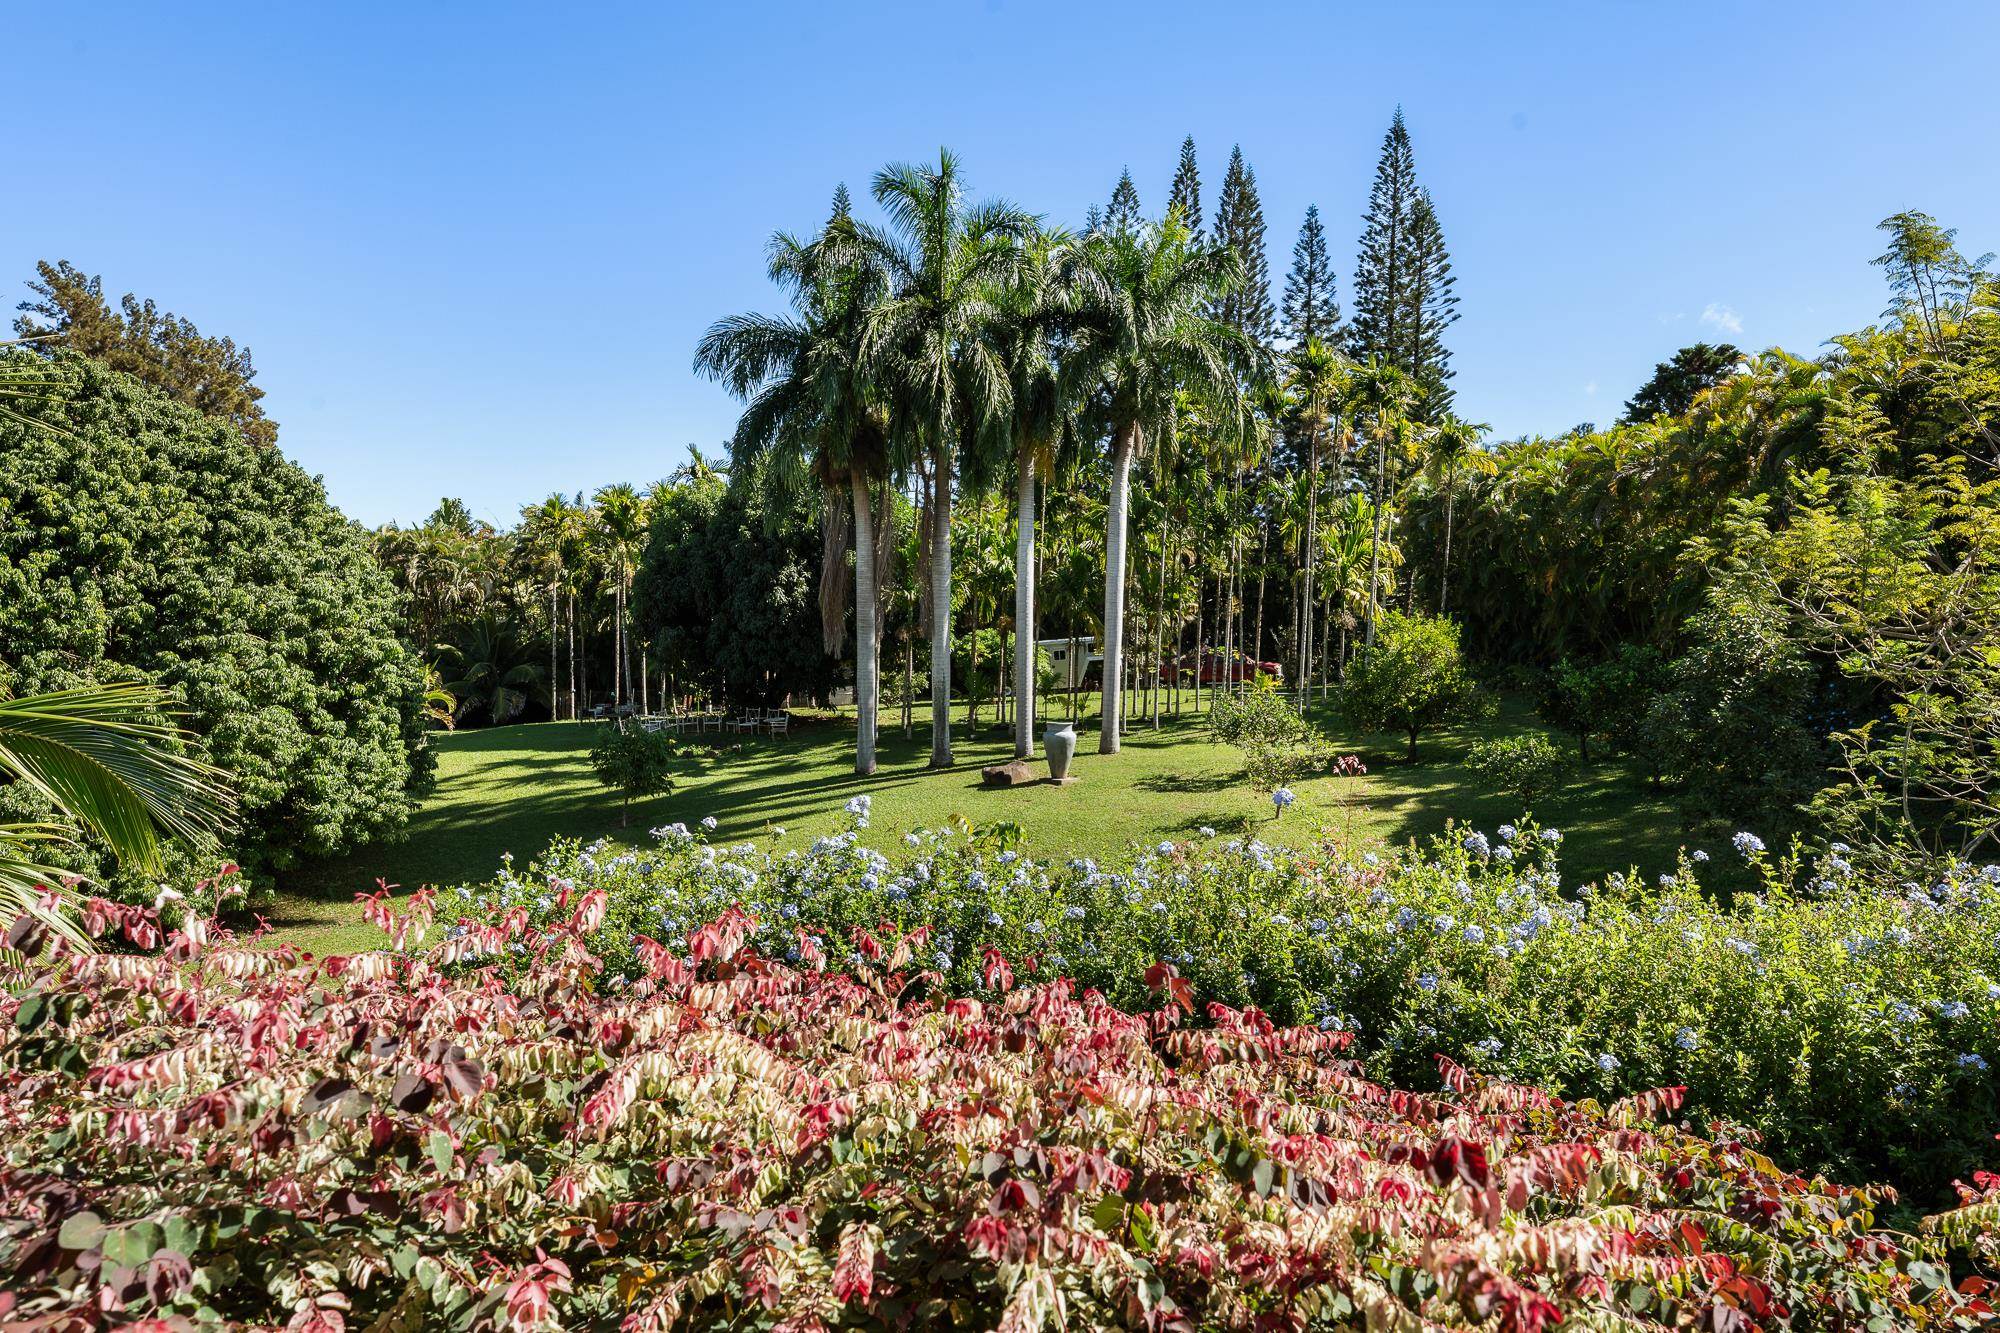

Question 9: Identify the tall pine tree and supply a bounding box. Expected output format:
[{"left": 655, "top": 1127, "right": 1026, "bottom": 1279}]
[
  {"left": 1105, "top": 168, "right": 1143, "bottom": 233},
  {"left": 1348, "top": 109, "right": 1457, "bottom": 420},
  {"left": 1404, "top": 188, "right": 1459, "bottom": 416},
  {"left": 1210, "top": 145, "right": 1275, "bottom": 346},
  {"left": 1280, "top": 204, "right": 1340, "bottom": 348},
  {"left": 1348, "top": 109, "right": 1419, "bottom": 372},
  {"left": 1167, "top": 136, "right": 1201, "bottom": 238}
]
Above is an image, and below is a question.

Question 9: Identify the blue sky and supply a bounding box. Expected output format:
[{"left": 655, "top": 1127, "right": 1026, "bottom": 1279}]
[{"left": 8, "top": 1, "right": 1997, "bottom": 527}]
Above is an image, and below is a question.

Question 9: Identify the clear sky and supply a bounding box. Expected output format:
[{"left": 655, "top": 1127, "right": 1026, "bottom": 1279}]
[{"left": 7, "top": 1, "right": 1997, "bottom": 527}]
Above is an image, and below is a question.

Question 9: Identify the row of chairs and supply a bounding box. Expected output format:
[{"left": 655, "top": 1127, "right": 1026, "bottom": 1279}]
[{"left": 637, "top": 709, "right": 790, "bottom": 737}]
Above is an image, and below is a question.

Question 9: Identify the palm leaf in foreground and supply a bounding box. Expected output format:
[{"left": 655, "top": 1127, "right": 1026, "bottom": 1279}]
[{"left": 0, "top": 682, "right": 235, "bottom": 947}]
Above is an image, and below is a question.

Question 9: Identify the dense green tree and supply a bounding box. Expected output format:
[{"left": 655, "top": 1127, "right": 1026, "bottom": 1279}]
[
  {"left": 631, "top": 465, "right": 835, "bottom": 708},
  {"left": 1340, "top": 609, "right": 1480, "bottom": 761},
  {"left": 1166, "top": 136, "right": 1201, "bottom": 238},
  {"left": 1210, "top": 146, "right": 1275, "bottom": 346},
  {"left": 1646, "top": 598, "right": 1828, "bottom": 840},
  {"left": 1280, "top": 205, "right": 1339, "bottom": 348},
  {"left": 14, "top": 261, "right": 278, "bottom": 449},
  {"left": 1620, "top": 342, "right": 1743, "bottom": 423},
  {"left": 0, "top": 352, "right": 433, "bottom": 882}
]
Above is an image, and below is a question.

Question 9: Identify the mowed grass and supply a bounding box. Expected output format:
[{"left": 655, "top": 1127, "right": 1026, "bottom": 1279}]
[{"left": 269, "top": 692, "right": 1692, "bottom": 954}]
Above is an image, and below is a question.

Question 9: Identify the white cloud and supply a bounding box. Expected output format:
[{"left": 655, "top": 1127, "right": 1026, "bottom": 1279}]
[
  {"left": 1583, "top": 380, "right": 1598, "bottom": 396},
  {"left": 1700, "top": 302, "right": 1743, "bottom": 335}
]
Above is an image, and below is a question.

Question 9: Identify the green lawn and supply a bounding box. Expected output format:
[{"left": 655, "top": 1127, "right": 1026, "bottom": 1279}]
[{"left": 269, "top": 693, "right": 1693, "bottom": 954}]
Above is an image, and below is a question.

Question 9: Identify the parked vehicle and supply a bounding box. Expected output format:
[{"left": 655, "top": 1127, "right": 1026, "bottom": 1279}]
[{"left": 1160, "top": 648, "right": 1283, "bottom": 685}]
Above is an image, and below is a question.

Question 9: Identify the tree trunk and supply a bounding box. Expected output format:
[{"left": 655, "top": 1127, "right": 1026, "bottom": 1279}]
[
  {"left": 1300, "top": 435, "right": 1320, "bottom": 713},
  {"left": 1012, "top": 460, "right": 1036, "bottom": 757},
  {"left": 928, "top": 450, "right": 954, "bottom": 767},
  {"left": 1440, "top": 482, "right": 1455, "bottom": 616},
  {"left": 549, "top": 584, "right": 559, "bottom": 723},
  {"left": 566, "top": 593, "right": 576, "bottom": 719},
  {"left": 1100, "top": 425, "right": 1138, "bottom": 754},
  {"left": 1151, "top": 511, "right": 1166, "bottom": 729},
  {"left": 851, "top": 472, "right": 880, "bottom": 776},
  {"left": 1365, "top": 431, "right": 1388, "bottom": 648}
]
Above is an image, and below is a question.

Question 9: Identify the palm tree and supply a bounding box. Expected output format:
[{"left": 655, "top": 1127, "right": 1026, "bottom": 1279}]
[
  {"left": 0, "top": 682, "right": 233, "bottom": 947},
  {"left": 518, "top": 493, "right": 573, "bottom": 720},
  {"left": 440, "top": 616, "right": 548, "bottom": 726},
  {"left": 1346, "top": 358, "right": 1421, "bottom": 647},
  {"left": 592, "top": 483, "right": 645, "bottom": 712},
  {"left": 697, "top": 190, "right": 894, "bottom": 774},
  {"left": 1064, "top": 217, "right": 1259, "bottom": 754},
  {"left": 1282, "top": 338, "right": 1349, "bottom": 710},
  {"left": 1421, "top": 413, "right": 1493, "bottom": 615},
  {"left": 859, "top": 150, "right": 1032, "bottom": 767},
  {"left": 990, "top": 228, "right": 1091, "bottom": 756}
]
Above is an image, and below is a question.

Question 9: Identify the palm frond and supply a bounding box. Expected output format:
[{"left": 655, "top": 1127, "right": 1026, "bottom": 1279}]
[{"left": 0, "top": 682, "right": 234, "bottom": 874}]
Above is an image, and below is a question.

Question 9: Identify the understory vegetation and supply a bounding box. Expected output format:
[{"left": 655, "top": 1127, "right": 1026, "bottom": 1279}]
[
  {"left": 2, "top": 880, "right": 1996, "bottom": 1329},
  {"left": 441, "top": 809, "right": 2000, "bottom": 1206}
]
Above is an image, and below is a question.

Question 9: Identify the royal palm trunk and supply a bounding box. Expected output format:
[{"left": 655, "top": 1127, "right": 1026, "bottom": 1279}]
[
  {"left": 1012, "top": 460, "right": 1036, "bottom": 758},
  {"left": 1100, "top": 424, "right": 1139, "bottom": 754},
  {"left": 852, "top": 471, "right": 880, "bottom": 775}
]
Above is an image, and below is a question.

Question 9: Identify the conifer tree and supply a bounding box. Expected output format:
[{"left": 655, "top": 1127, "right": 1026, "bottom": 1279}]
[
  {"left": 1106, "top": 168, "right": 1143, "bottom": 233},
  {"left": 1404, "top": 188, "right": 1459, "bottom": 417},
  {"left": 1280, "top": 204, "right": 1340, "bottom": 348},
  {"left": 1167, "top": 136, "right": 1201, "bottom": 238},
  {"left": 1347, "top": 109, "right": 1419, "bottom": 373},
  {"left": 1210, "top": 146, "right": 1275, "bottom": 345}
]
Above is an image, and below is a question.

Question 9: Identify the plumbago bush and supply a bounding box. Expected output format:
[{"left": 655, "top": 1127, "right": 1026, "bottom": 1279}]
[
  {"left": 2, "top": 894, "right": 1997, "bottom": 1329},
  {"left": 450, "top": 801, "right": 2000, "bottom": 1203}
]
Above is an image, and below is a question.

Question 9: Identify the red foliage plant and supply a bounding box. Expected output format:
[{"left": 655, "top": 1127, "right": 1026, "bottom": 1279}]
[{"left": 0, "top": 890, "right": 1992, "bottom": 1330}]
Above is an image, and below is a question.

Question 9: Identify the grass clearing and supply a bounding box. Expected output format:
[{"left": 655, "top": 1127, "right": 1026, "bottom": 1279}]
[{"left": 271, "top": 692, "right": 1686, "bottom": 953}]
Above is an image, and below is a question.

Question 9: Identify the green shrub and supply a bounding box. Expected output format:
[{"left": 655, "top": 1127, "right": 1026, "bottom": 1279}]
[
  {"left": 1536, "top": 645, "right": 1668, "bottom": 766},
  {"left": 446, "top": 815, "right": 2000, "bottom": 1203},
  {"left": 1467, "top": 734, "right": 1570, "bottom": 803},
  {"left": 587, "top": 724, "right": 679, "bottom": 824},
  {"left": 1340, "top": 611, "right": 1483, "bottom": 760},
  {"left": 0, "top": 352, "right": 433, "bottom": 890}
]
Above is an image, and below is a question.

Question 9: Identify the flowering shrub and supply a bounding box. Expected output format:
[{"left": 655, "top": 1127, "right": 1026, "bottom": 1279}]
[
  {"left": 2, "top": 895, "right": 1994, "bottom": 1329},
  {"left": 445, "top": 817, "right": 2000, "bottom": 1203}
]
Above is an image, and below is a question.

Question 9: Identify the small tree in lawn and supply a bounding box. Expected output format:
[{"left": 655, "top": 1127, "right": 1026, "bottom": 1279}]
[
  {"left": 1537, "top": 646, "right": 1669, "bottom": 763},
  {"left": 1340, "top": 610, "right": 1480, "bottom": 761},
  {"left": 589, "top": 725, "right": 676, "bottom": 826}
]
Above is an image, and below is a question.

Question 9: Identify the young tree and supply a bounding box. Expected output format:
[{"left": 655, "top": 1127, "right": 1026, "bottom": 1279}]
[
  {"left": 1340, "top": 609, "right": 1480, "bottom": 761},
  {"left": 588, "top": 724, "right": 675, "bottom": 826},
  {"left": 1280, "top": 205, "right": 1340, "bottom": 348}
]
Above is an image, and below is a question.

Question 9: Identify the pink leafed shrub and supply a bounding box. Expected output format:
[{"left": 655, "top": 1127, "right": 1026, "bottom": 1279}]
[{"left": 0, "top": 892, "right": 1993, "bottom": 1330}]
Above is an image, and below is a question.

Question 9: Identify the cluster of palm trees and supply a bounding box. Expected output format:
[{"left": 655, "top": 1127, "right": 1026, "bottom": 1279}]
[
  {"left": 699, "top": 151, "right": 1487, "bottom": 777},
  {"left": 372, "top": 477, "right": 688, "bottom": 726}
]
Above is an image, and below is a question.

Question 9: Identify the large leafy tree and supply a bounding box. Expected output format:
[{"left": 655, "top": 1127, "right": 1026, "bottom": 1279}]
[
  {"left": 14, "top": 260, "right": 278, "bottom": 450},
  {"left": 859, "top": 151, "right": 1032, "bottom": 767},
  {"left": 697, "top": 189, "right": 895, "bottom": 771},
  {"left": 1066, "top": 218, "right": 1259, "bottom": 754},
  {"left": 0, "top": 351, "right": 434, "bottom": 880},
  {"left": 1280, "top": 205, "right": 1340, "bottom": 349},
  {"left": 631, "top": 464, "right": 835, "bottom": 708}
]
